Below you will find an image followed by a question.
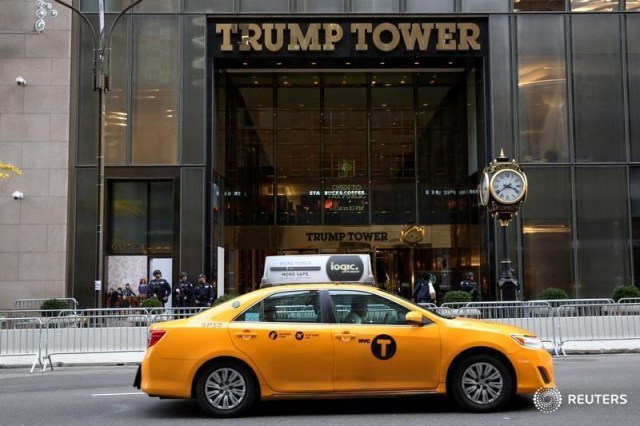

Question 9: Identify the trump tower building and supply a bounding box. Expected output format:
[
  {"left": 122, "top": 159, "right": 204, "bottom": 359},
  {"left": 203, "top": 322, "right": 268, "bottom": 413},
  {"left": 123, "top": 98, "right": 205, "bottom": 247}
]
[{"left": 2, "top": 0, "right": 640, "bottom": 308}]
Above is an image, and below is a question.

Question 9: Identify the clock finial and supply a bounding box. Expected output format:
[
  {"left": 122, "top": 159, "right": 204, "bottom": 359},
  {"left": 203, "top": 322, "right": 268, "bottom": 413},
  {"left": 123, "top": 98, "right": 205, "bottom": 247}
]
[{"left": 494, "top": 149, "right": 509, "bottom": 163}]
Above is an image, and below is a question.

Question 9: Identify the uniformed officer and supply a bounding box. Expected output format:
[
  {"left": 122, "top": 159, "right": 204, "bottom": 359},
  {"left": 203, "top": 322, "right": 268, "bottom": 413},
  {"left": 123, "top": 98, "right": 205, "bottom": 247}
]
[
  {"left": 173, "top": 272, "right": 194, "bottom": 309},
  {"left": 147, "top": 269, "right": 171, "bottom": 306},
  {"left": 460, "top": 271, "right": 480, "bottom": 302},
  {"left": 194, "top": 274, "right": 215, "bottom": 308}
]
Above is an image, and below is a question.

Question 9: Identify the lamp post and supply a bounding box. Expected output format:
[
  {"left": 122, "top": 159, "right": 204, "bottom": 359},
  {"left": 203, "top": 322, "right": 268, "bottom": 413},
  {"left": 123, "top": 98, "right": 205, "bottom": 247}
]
[
  {"left": 52, "top": 0, "right": 145, "bottom": 307},
  {"left": 479, "top": 150, "right": 528, "bottom": 301}
]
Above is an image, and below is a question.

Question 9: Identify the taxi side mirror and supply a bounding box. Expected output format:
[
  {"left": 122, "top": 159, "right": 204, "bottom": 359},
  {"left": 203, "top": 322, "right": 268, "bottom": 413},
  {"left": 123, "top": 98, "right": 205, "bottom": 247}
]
[{"left": 405, "top": 311, "right": 425, "bottom": 325}]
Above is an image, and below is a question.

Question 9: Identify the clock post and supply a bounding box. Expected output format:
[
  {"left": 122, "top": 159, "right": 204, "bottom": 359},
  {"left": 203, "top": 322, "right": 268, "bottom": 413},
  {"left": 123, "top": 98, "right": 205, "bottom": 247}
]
[{"left": 479, "top": 150, "right": 528, "bottom": 301}]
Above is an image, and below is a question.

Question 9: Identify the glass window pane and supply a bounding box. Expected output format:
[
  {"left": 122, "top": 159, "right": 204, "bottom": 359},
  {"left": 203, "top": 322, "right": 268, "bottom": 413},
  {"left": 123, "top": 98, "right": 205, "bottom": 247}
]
[
  {"left": 240, "top": 0, "right": 290, "bottom": 12},
  {"left": 416, "top": 71, "right": 471, "bottom": 225},
  {"left": 572, "top": 15, "right": 625, "bottom": 162},
  {"left": 105, "top": 16, "right": 129, "bottom": 165},
  {"left": 629, "top": 15, "right": 640, "bottom": 160},
  {"left": 371, "top": 75, "right": 415, "bottom": 225},
  {"left": 148, "top": 181, "right": 174, "bottom": 254},
  {"left": 627, "top": 0, "right": 640, "bottom": 10},
  {"left": 183, "top": 16, "right": 206, "bottom": 165},
  {"left": 277, "top": 75, "right": 322, "bottom": 225},
  {"left": 630, "top": 168, "right": 640, "bottom": 287},
  {"left": 80, "top": 0, "right": 130, "bottom": 12},
  {"left": 489, "top": 16, "right": 514, "bottom": 158},
  {"left": 131, "top": 16, "right": 180, "bottom": 164},
  {"left": 406, "top": 0, "right": 455, "bottom": 12},
  {"left": 77, "top": 16, "right": 99, "bottom": 165},
  {"left": 297, "top": 0, "right": 346, "bottom": 12},
  {"left": 109, "top": 181, "right": 148, "bottom": 255},
  {"left": 324, "top": 82, "right": 368, "bottom": 225},
  {"left": 134, "top": 0, "right": 179, "bottom": 13},
  {"left": 329, "top": 290, "right": 409, "bottom": 325},
  {"left": 226, "top": 74, "right": 274, "bottom": 226},
  {"left": 236, "top": 290, "right": 320, "bottom": 322},
  {"left": 576, "top": 167, "right": 630, "bottom": 297},
  {"left": 517, "top": 15, "right": 568, "bottom": 163},
  {"left": 513, "top": 0, "right": 566, "bottom": 11},
  {"left": 571, "top": 0, "right": 618, "bottom": 11},
  {"left": 184, "top": 0, "right": 235, "bottom": 13},
  {"left": 521, "top": 168, "right": 573, "bottom": 298},
  {"left": 461, "top": 0, "right": 509, "bottom": 12},
  {"left": 352, "top": 0, "right": 400, "bottom": 13}
]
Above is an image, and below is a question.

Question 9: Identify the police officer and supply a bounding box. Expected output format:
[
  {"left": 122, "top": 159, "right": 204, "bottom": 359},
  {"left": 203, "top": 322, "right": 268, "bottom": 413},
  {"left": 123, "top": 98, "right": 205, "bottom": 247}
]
[
  {"left": 147, "top": 269, "right": 171, "bottom": 306},
  {"left": 194, "top": 274, "right": 215, "bottom": 308},
  {"left": 173, "top": 272, "right": 194, "bottom": 312},
  {"left": 460, "top": 271, "right": 480, "bottom": 302}
]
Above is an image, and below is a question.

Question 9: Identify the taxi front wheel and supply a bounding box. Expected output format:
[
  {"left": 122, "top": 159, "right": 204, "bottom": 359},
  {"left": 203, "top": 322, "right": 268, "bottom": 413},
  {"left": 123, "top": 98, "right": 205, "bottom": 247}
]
[
  {"left": 450, "top": 354, "right": 514, "bottom": 412},
  {"left": 195, "top": 361, "right": 257, "bottom": 418}
]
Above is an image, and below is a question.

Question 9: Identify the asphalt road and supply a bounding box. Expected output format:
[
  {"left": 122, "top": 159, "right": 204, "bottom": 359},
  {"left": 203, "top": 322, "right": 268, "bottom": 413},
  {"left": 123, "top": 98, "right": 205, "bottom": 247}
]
[{"left": 0, "top": 354, "right": 638, "bottom": 426}]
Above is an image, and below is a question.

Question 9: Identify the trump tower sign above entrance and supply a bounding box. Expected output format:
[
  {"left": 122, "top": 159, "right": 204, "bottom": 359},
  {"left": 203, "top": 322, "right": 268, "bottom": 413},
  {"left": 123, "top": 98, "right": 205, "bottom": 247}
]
[{"left": 210, "top": 19, "right": 488, "bottom": 59}]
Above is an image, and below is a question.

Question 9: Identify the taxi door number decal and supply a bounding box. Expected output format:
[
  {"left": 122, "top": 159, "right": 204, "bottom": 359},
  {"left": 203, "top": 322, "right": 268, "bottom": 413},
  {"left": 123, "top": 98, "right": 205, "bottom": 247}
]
[{"left": 371, "top": 334, "right": 396, "bottom": 360}]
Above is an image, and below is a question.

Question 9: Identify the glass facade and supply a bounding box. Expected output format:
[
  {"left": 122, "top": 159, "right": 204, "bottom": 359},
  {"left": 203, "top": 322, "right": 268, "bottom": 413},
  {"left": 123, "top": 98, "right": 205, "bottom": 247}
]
[{"left": 70, "top": 2, "right": 640, "bottom": 306}]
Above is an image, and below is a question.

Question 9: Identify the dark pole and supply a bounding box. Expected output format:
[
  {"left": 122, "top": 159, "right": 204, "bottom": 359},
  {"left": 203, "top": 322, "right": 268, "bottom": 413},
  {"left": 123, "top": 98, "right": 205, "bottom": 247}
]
[
  {"left": 53, "top": 0, "right": 145, "bottom": 307},
  {"left": 497, "top": 212, "right": 517, "bottom": 301}
]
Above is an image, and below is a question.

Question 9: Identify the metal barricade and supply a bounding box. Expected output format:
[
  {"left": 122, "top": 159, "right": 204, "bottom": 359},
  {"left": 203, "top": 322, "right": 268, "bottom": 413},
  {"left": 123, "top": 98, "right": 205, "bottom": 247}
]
[
  {"left": 14, "top": 298, "right": 79, "bottom": 311},
  {"left": 2, "top": 297, "right": 640, "bottom": 371},
  {"left": 148, "top": 307, "right": 209, "bottom": 324},
  {"left": 0, "top": 317, "right": 44, "bottom": 373},
  {"left": 429, "top": 302, "right": 559, "bottom": 355},
  {"left": 42, "top": 309, "right": 150, "bottom": 372},
  {"left": 555, "top": 302, "right": 640, "bottom": 355}
]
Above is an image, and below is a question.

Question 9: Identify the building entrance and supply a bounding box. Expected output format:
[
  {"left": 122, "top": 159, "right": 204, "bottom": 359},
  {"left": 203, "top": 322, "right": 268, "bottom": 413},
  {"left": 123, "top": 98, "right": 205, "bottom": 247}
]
[{"left": 217, "top": 68, "right": 484, "bottom": 296}]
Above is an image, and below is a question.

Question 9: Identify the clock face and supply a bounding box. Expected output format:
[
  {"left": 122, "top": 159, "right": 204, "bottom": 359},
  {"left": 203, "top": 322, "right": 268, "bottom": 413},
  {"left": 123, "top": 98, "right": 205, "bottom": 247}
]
[
  {"left": 479, "top": 171, "right": 490, "bottom": 207},
  {"left": 490, "top": 169, "right": 527, "bottom": 205}
]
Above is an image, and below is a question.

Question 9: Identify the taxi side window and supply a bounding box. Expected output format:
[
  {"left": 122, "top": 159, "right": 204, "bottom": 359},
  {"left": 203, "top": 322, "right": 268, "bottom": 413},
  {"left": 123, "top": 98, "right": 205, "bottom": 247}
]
[
  {"left": 235, "top": 290, "right": 321, "bottom": 323},
  {"left": 329, "top": 291, "right": 410, "bottom": 325}
]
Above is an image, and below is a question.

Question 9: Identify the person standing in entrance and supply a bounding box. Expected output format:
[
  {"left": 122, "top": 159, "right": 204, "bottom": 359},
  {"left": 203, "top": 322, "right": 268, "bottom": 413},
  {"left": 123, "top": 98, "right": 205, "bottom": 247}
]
[
  {"left": 173, "top": 272, "right": 194, "bottom": 316},
  {"left": 121, "top": 283, "right": 137, "bottom": 308},
  {"left": 148, "top": 269, "right": 171, "bottom": 306},
  {"left": 194, "top": 274, "right": 215, "bottom": 308},
  {"left": 460, "top": 271, "right": 480, "bottom": 302},
  {"left": 137, "top": 278, "right": 148, "bottom": 304},
  {"left": 413, "top": 273, "right": 437, "bottom": 304}
]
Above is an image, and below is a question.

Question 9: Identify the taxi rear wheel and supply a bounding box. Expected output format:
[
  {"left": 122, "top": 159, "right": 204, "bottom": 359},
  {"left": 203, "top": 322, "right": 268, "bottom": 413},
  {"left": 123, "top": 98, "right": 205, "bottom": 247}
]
[
  {"left": 195, "top": 361, "right": 256, "bottom": 418},
  {"left": 450, "top": 354, "right": 514, "bottom": 412}
]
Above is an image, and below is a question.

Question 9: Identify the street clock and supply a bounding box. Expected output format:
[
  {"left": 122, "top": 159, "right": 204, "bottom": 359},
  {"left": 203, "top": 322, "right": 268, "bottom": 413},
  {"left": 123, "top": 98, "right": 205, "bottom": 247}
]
[
  {"left": 489, "top": 168, "right": 527, "bottom": 205},
  {"left": 481, "top": 150, "right": 528, "bottom": 215}
]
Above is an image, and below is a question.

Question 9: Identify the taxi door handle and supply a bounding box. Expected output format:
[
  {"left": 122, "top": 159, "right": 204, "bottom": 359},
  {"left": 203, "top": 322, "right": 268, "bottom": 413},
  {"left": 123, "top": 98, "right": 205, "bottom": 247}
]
[
  {"left": 235, "top": 331, "right": 257, "bottom": 340},
  {"left": 335, "top": 332, "right": 357, "bottom": 341}
]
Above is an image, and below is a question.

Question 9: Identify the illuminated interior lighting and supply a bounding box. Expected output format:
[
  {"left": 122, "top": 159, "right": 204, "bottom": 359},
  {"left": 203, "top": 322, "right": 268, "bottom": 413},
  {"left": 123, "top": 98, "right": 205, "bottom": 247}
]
[{"left": 523, "top": 225, "right": 571, "bottom": 234}]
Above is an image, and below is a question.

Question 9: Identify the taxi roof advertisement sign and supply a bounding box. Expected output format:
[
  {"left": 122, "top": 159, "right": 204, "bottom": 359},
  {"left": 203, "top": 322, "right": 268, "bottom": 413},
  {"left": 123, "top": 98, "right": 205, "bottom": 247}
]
[{"left": 262, "top": 254, "right": 374, "bottom": 286}]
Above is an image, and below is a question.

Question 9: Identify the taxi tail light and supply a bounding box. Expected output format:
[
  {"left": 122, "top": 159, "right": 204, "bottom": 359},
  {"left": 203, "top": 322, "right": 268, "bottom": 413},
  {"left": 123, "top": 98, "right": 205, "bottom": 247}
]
[{"left": 148, "top": 330, "right": 166, "bottom": 348}]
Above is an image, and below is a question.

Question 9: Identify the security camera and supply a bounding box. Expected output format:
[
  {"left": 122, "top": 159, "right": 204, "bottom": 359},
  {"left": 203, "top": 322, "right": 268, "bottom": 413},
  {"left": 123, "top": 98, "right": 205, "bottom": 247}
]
[
  {"left": 12, "top": 191, "right": 24, "bottom": 200},
  {"left": 16, "top": 76, "right": 27, "bottom": 86}
]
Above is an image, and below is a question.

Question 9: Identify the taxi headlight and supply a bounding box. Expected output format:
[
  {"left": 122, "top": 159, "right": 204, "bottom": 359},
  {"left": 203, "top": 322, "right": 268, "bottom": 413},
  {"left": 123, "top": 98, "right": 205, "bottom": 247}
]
[{"left": 512, "top": 335, "right": 543, "bottom": 349}]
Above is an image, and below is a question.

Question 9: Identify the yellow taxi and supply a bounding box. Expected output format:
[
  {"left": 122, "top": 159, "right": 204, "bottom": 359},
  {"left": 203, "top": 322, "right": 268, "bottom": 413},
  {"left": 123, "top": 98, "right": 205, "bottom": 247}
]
[{"left": 134, "top": 277, "right": 555, "bottom": 417}]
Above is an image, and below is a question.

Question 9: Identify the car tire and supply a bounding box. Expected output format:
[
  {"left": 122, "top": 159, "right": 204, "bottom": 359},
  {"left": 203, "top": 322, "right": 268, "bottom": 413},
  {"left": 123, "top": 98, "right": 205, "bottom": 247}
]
[
  {"left": 450, "top": 354, "right": 514, "bottom": 412},
  {"left": 195, "top": 361, "right": 257, "bottom": 418}
]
